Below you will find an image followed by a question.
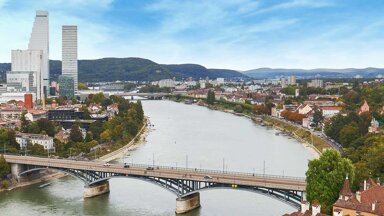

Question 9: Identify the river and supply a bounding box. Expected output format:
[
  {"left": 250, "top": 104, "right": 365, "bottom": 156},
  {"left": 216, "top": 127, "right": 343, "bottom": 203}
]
[{"left": 0, "top": 100, "right": 313, "bottom": 215}]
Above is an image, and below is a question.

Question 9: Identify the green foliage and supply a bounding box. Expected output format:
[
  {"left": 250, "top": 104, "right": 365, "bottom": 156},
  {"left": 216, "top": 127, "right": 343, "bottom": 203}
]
[
  {"left": 69, "top": 124, "right": 84, "bottom": 143},
  {"left": 339, "top": 123, "right": 360, "bottom": 147},
  {"left": 207, "top": 90, "right": 215, "bottom": 105},
  {"left": 1, "top": 180, "right": 9, "bottom": 189},
  {"left": 37, "top": 118, "right": 55, "bottom": 137},
  {"left": 324, "top": 112, "right": 371, "bottom": 147},
  {"left": 78, "top": 82, "right": 88, "bottom": 90},
  {"left": 306, "top": 149, "right": 355, "bottom": 214},
  {"left": 123, "top": 82, "right": 137, "bottom": 91},
  {"left": 233, "top": 105, "right": 243, "bottom": 113},
  {"left": 0, "top": 155, "right": 10, "bottom": 178},
  {"left": 88, "top": 93, "right": 106, "bottom": 104},
  {"left": 139, "top": 85, "right": 171, "bottom": 93},
  {"left": 343, "top": 135, "right": 384, "bottom": 190},
  {"left": 312, "top": 109, "right": 324, "bottom": 127}
]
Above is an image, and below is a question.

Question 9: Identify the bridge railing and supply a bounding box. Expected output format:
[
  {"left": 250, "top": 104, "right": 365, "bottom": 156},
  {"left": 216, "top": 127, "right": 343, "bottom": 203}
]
[
  {"left": 3, "top": 153, "right": 305, "bottom": 181},
  {"left": 121, "top": 162, "right": 305, "bottom": 181}
]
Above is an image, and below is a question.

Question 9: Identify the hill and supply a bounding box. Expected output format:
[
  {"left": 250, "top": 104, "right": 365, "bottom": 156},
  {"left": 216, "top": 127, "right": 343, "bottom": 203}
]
[
  {"left": 0, "top": 58, "right": 246, "bottom": 82},
  {"left": 243, "top": 68, "right": 384, "bottom": 79}
]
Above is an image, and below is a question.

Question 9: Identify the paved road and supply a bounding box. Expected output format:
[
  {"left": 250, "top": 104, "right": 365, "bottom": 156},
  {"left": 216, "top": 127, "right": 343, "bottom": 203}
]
[{"left": 5, "top": 155, "right": 306, "bottom": 191}]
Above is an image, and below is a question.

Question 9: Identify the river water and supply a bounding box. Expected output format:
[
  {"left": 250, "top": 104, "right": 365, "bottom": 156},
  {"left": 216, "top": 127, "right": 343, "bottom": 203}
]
[{"left": 0, "top": 100, "right": 313, "bottom": 215}]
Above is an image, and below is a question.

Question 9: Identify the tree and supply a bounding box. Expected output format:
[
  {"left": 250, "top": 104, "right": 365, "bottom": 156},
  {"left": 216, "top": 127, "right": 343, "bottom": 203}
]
[
  {"left": 69, "top": 124, "right": 83, "bottom": 143},
  {"left": 37, "top": 118, "right": 55, "bottom": 137},
  {"left": 312, "top": 109, "right": 324, "bottom": 127},
  {"left": 0, "top": 154, "right": 10, "bottom": 178},
  {"left": 20, "top": 112, "right": 28, "bottom": 132},
  {"left": 339, "top": 122, "right": 360, "bottom": 147},
  {"left": 306, "top": 149, "right": 355, "bottom": 214},
  {"left": 252, "top": 105, "right": 270, "bottom": 115},
  {"left": 207, "top": 90, "right": 215, "bottom": 105},
  {"left": 234, "top": 105, "right": 243, "bottom": 113}
]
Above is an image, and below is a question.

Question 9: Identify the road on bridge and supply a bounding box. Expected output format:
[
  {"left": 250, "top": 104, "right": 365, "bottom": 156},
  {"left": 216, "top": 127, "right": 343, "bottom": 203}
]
[{"left": 4, "top": 155, "right": 306, "bottom": 191}]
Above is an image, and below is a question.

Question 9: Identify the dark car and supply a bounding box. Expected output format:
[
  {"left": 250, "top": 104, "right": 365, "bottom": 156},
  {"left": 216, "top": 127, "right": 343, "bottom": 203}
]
[
  {"left": 124, "top": 163, "right": 130, "bottom": 168},
  {"left": 146, "top": 167, "right": 154, "bottom": 170}
]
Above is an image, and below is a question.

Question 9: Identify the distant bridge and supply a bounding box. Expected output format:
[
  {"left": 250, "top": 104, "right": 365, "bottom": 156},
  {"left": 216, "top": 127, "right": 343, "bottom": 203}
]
[
  {"left": 111, "top": 92, "right": 173, "bottom": 99},
  {"left": 5, "top": 155, "right": 306, "bottom": 213}
]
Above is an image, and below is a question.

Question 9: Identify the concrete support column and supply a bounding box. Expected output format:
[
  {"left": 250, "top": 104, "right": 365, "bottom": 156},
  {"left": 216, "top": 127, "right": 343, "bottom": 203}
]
[
  {"left": 10, "top": 163, "right": 25, "bottom": 181},
  {"left": 84, "top": 180, "right": 110, "bottom": 198},
  {"left": 175, "top": 192, "right": 200, "bottom": 214}
]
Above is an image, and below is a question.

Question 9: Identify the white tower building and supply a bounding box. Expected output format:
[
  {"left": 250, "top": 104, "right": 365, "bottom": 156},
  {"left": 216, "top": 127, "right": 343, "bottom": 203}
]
[
  {"left": 62, "top": 25, "right": 78, "bottom": 93},
  {"left": 28, "top": 10, "right": 49, "bottom": 97}
]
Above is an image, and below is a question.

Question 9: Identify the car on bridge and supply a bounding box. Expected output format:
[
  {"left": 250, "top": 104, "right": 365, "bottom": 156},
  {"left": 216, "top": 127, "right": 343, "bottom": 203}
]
[
  {"left": 123, "top": 163, "right": 130, "bottom": 168},
  {"left": 103, "top": 162, "right": 111, "bottom": 167},
  {"left": 204, "top": 175, "right": 212, "bottom": 179},
  {"left": 146, "top": 167, "right": 154, "bottom": 170}
]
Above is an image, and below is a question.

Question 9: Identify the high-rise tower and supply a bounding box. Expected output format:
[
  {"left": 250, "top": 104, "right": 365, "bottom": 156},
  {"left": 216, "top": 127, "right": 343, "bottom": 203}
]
[
  {"left": 28, "top": 10, "right": 49, "bottom": 98},
  {"left": 62, "top": 25, "right": 78, "bottom": 93}
]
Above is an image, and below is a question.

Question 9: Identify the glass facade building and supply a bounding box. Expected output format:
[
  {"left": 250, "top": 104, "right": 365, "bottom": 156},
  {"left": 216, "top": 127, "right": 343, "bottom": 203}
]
[{"left": 58, "top": 75, "right": 74, "bottom": 99}]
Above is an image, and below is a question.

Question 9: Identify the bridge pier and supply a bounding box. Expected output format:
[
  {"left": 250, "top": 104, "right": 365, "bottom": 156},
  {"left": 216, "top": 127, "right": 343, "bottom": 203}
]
[
  {"left": 84, "top": 180, "right": 110, "bottom": 198},
  {"left": 10, "top": 163, "right": 25, "bottom": 181},
  {"left": 175, "top": 192, "right": 200, "bottom": 214}
]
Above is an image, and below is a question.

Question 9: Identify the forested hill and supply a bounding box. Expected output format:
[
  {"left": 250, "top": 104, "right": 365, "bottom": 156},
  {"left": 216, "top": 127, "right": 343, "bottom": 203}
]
[{"left": 0, "top": 58, "right": 246, "bottom": 82}]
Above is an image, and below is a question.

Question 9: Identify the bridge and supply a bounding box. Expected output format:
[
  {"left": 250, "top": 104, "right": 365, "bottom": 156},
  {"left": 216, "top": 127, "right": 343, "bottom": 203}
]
[
  {"left": 112, "top": 92, "right": 173, "bottom": 100},
  {"left": 5, "top": 155, "right": 306, "bottom": 214}
]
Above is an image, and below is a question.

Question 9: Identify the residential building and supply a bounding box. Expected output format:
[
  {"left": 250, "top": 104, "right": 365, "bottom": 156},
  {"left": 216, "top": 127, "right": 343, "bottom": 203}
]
[
  {"left": 62, "top": 25, "right": 78, "bottom": 93},
  {"left": 307, "top": 79, "right": 324, "bottom": 88},
  {"left": 368, "top": 117, "right": 380, "bottom": 133},
  {"left": 59, "top": 75, "right": 75, "bottom": 99},
  {"left": 295, "top": 88, "right": 300, "bottom": 97},
  {"left": 298, "top": 104, "right": 313, "bottom": 115},
  {"left": 288, "top": 76, "right": 296, "bottom": 85},
  {"left": 284, "top": 201, "right": 326, "bottom": 216},
  {"left": 0, "top": 108, "right": 23, "bottom": 120},
  {"left": 16, "top": 132, "right": 54, "bottom": 150},
  {"left": 320, "top": 106, "right": 342, "bottom": 117},
  {"left": 359, "top": 100, "right": 370, "bottom": 114},
  {"left": 158, "top": 79, "right": 175, "bottom": 88},
  {"left": 333, "top": 177, "right": 384, "bottom": 215},
  {"left": 216, "top": 78, "right": 225, "bottom": 85},
  {"left": 0, "top": 92, "right": 36, "bottom": 104},
  {"left": 24, "top": 110, "right": 47, "bottom": 122}
]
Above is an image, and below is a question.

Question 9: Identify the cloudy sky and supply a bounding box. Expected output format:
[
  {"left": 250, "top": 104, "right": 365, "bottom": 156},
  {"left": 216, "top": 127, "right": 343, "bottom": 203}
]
[{"left": 1, "top": 0, "right": 384, "bottom": 70}]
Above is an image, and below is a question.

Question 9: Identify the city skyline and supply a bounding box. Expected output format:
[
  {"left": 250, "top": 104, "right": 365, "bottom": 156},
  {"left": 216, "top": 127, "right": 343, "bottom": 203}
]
[{"left": 1, "top": 1, "right": 384, "bottom": 71}]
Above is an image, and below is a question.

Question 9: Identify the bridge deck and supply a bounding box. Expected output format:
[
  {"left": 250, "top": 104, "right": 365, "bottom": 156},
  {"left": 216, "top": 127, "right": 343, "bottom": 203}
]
[{"left": 4, "top": 155, "right": 306, "bottom": 191}]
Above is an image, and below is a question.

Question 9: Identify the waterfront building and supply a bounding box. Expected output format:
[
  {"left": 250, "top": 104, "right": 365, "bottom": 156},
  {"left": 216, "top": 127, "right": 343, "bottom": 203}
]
[
  {"left": 29, "top": 10, "right": 50, "bottom": 96},
  {"left": 333, "top": 178, "right": 384, "bottom": 215},
  {"left": 62, "top": 25, "right": 78, "bottom": 93},
  {"left": 15, "top": 132, "right": 54, "bottom": 150},
  {"left": 58, "top": 75, "right": 75, "bottom": 99}
]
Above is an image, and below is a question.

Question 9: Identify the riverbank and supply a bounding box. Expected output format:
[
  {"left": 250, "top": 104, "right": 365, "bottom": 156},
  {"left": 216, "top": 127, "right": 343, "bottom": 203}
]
[
  {"left": 1, "top": 118, "right": 149, "bottom": 193},
  {"left": 0, "top": 171, "right": 67, "bottom": 193},
  {"left": 98, "top": 117, "right": 150, "bottom": 162},
  {"left": 167, "top": 96, "right": 330, "bottom": 158}
]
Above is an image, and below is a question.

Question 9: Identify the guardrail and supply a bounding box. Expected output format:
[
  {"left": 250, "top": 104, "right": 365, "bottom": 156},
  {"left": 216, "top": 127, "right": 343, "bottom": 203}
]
[{"left": 4, "top": 154, "right": 305, "bottom": 181}]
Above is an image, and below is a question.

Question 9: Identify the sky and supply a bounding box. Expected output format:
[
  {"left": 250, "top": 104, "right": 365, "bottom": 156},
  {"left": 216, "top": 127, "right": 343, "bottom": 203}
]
[{"left": 1, "top": 0, "right": 384, "bottom": 70}]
